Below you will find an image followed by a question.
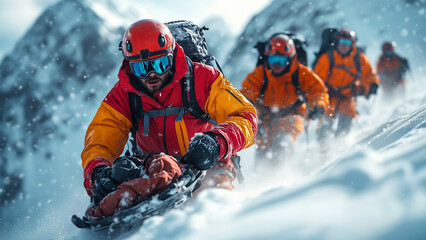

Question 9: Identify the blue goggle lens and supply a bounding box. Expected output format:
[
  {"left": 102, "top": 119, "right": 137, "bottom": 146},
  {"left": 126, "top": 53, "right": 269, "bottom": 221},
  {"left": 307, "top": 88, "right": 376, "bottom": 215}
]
[
  {"left": 131, "top": 54, "right": 172, "bottom": 78},
  {"left": 338, "top": 39, "right": 353, "bottom": 46},
  {"left": 384, "top": 51, "right": 393, "bottom": 57},
  {"left": 267, "top": 55, "right": 290, "bottom": 66}
]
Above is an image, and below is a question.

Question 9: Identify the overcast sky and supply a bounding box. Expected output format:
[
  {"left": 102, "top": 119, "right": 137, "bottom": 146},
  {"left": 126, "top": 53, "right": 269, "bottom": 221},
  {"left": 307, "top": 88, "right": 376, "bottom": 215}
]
[{"left": 0, "top": 0, "right": 272, "bottom": 60}]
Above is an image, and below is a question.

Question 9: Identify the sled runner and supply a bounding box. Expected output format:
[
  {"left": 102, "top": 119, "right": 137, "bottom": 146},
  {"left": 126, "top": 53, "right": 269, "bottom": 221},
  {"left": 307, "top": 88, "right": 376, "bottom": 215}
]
[{"left": 71, "top": 167, "right": 205, "bottom": 231}]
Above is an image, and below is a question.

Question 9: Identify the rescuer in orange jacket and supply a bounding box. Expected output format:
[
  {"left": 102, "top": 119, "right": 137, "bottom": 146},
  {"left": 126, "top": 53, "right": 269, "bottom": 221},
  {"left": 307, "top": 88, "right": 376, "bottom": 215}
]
[
  {"left": 377, "top": 41, "right": 410, "bottom": 97},
  {"left": 314, "top": 29, "right": 380, "bottom": 138},
  {"left": 240, "top": 34, "right": 329, "bottom": 166},
  {"left": 81, "top": 19, "right": 257, "bottom": 219}
]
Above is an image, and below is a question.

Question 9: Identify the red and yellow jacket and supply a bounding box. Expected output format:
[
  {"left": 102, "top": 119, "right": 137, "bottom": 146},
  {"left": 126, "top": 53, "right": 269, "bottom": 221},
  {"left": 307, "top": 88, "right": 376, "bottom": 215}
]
[{"left": 82, "top": 44, "right": 257, "bottom": 195}]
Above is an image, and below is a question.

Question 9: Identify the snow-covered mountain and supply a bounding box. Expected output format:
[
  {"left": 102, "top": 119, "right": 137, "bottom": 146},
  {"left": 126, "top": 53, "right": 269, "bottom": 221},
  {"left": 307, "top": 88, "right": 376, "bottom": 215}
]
[
  {"left": 201, "top": 16, "right": 234, "bottom": 64},
  {"left": 1, "top": 0, "right": 426, "bottom": 239},
  {"left": 0, "top": 0, "right": 124, "bottom": 215},
  {"left": 224, "top": 0, "right": 426, "bottom": 86}
]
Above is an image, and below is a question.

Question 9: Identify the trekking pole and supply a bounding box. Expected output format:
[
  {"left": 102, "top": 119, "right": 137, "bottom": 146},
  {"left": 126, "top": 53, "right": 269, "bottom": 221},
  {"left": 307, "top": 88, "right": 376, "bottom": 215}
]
[{"left": 305, "top": 120, "right": 310, "bottom": 147}]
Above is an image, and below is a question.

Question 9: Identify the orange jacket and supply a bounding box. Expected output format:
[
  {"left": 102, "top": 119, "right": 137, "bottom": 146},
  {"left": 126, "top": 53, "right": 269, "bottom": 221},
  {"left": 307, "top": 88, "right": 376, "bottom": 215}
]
[
  {"left": 82, "top": 44, "right": 257, "bottom": 196},
  {"left": 315, "top": 47, "right": 379, "bottom": 98},
  {"left": 240, "top": 59, "right": 328, "bottom": 144},
  {"left": 377, "top": 54, "right": 407, "bottom": 90},
  {"left": 314, "top": 46, "right": 379, "bottom": 117},
  {"left": 241, "top": 60, "right": 329, "bottom": 117}
]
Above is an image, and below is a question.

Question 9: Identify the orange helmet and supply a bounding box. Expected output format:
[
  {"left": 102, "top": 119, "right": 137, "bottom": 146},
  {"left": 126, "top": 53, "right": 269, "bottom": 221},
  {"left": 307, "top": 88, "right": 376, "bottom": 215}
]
[
  {"left": 120, "top": 19, "right": 175, "bottom": 61},
  {"left": 336, "top": 29, "right": 356, "bottom": 43},
  {"left": 382, "top": 41, "right": 396, "bottom": 52},
  {"left": 264, "top": 34, "right": 296, "bottom": 57}
]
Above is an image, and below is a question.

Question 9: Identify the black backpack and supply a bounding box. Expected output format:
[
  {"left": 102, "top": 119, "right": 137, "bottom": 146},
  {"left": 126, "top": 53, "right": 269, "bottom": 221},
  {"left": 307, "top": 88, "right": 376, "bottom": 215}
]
[
  {"left": 166, "top": 20, "right": 224, "bottom": 73},
  {"left": 312, "top": 28, "right": 339, "bottom": 69},
  {"left": 125, "top": 20, "right": 221, "bottom": 156},
  {"left": 254, "top": 32, "right": 308, "bottom": 67}
]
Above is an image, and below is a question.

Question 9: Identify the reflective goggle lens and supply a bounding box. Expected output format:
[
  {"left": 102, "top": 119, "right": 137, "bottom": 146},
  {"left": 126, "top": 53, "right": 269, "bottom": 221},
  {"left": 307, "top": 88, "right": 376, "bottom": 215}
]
[
  {"left": 338, "top": 39, "right": 353, "bottom": 45},
  {"left": 130, "top": 54, "right": 172, "bottom": 78},
  {"left": 267, "top": 55, "right": 290, "bottom": 66},
  {"left": 384, "top": 51, "right": 393, "bottom": 57}
]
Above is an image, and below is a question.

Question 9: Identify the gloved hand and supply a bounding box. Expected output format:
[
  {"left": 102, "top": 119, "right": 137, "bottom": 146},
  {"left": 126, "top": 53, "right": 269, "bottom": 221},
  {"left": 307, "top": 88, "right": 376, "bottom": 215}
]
[
  {"left": 353, "top": 80, "right": 365, "bottom": 96},
  {"left": 91, "top": 166, "right": 117, "bottom": 205},
  {"left": 366, "top": 83, "right": 379, "bottom": 99},
  {"left": 308, "top": 106, "right": 325, "bottom": 120},
  {"left": 180, "top": 133, "right": 220, "bottom": 170},
  {"left": 111, "top": 156, "right": 142, "bottom": 184}
]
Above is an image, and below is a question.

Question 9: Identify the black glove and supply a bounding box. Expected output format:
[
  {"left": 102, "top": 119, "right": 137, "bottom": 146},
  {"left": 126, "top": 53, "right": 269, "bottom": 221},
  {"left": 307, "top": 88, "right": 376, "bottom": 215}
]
[
  {"left": 91, "top": 166, "right": 117, "bottom": 205},
  {"left": 308, "top": 106, "right": 325, "bottom": 120},
  {"left": 111, "top": 156, "right": 142, "bottom": 184},
  {"left": 180, "top": 133, "right": 220, "bottom": 170},
  {"left": 354, "top": 85, "right": 365, "bottom": 96},
  {"left": 366, "top": 83, "right": 379, "bottom": 99}
]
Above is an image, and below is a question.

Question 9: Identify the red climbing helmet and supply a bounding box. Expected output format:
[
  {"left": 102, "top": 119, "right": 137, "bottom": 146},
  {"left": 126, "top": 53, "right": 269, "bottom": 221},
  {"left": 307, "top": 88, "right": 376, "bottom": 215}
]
[{"left": 120, "top": 19, "right": 175, "bottom": 61}]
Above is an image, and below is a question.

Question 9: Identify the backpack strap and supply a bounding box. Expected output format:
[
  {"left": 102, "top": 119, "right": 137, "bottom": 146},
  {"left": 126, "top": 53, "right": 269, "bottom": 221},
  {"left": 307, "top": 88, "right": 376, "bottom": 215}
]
[
  {"left": 326, "top": 50, "right": 363, "bottom": 100},
  {"left": 353, "top": 51, "right": 361, "bottom": 80},
  {"left": 180, "top": 57, "right": 217, "bottom": 126},
  {"left": 278, "top": 68, "right": 305, "bottom": 117},
  {"left": 327, "top": 49, "right": 334, "bottom": 81},
  {"left": 257, "top": 66, "right": 269, "bottom": 105},
  {"left": 128, "top": 92, "right": 144, "bottom": 156},
  {"left": 291, "top": 68, "right": 306, "bottom": 102}
]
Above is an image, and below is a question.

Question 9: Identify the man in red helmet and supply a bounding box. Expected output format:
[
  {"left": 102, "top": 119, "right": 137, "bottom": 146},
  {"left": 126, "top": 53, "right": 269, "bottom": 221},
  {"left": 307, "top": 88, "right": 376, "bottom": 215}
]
[
  {"left": 377, "top": 41, "right": 410, "bottom": 97},
  {"left": 314, "top": 28, "right": 380, "bottom": 138},
  {"left": 81, "top": 19, "right": 257, "bottom": 220},
  {"left": 240, "top": 34, "right": 328, "bottom": 167}
]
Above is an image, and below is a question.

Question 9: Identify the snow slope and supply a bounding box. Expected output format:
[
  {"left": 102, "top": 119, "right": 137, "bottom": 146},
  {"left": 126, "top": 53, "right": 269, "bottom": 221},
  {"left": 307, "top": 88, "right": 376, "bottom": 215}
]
[
  {"left": 117, "top": 82, "right": 426, "bottom": 240},
  {"left": 3, "top": 65, "right": 425, "bottom": 240}
]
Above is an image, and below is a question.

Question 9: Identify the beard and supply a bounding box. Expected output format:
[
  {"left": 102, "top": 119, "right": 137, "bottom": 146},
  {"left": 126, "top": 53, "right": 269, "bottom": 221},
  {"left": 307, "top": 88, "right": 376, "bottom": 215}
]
[{"left": 141, "top": 70, "right": 173, "bottom": 95}]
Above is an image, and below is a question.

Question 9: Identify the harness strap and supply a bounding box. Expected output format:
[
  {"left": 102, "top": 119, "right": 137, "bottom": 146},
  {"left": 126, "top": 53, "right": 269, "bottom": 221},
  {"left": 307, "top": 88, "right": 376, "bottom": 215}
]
[
  {"left": 325, "top": 81, "right": 357, "bottom": 99},
  {"left": 128, "top": 92, "right": 143, "bottom": 156},
  {"left": 326, "top": 50, "right": 362, "bottom": 100},
  {"left": 142, "top": 107, "right": 186, "bottom": 136},
  {"left": 180, "top": 57, "right": 217, "bottom": 125}
]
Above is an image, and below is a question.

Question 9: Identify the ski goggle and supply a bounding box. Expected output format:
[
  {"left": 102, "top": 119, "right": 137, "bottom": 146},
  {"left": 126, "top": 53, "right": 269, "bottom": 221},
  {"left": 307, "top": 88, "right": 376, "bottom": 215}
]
[
  {"left": 384, "top": 51, "right": 393, "bottom": 58},
  {"left": 338, "top": 39, "right": 353, "bottom": 46},
  {"left": 267, "top": 55, "right": 290, "bottom": 66},
  {"left": 130, "top": 54, "right": 173, "bottom": 78}
]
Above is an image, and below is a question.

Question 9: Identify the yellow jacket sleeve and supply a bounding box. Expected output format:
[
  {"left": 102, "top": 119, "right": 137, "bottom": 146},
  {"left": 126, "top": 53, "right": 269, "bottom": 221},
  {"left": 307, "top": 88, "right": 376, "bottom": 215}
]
[
  {"left": 81, "top": 102, "right": 132, "bottom": 169},
  {"left": 205, "top": 73, "right": 258, "bottom": 155}
]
